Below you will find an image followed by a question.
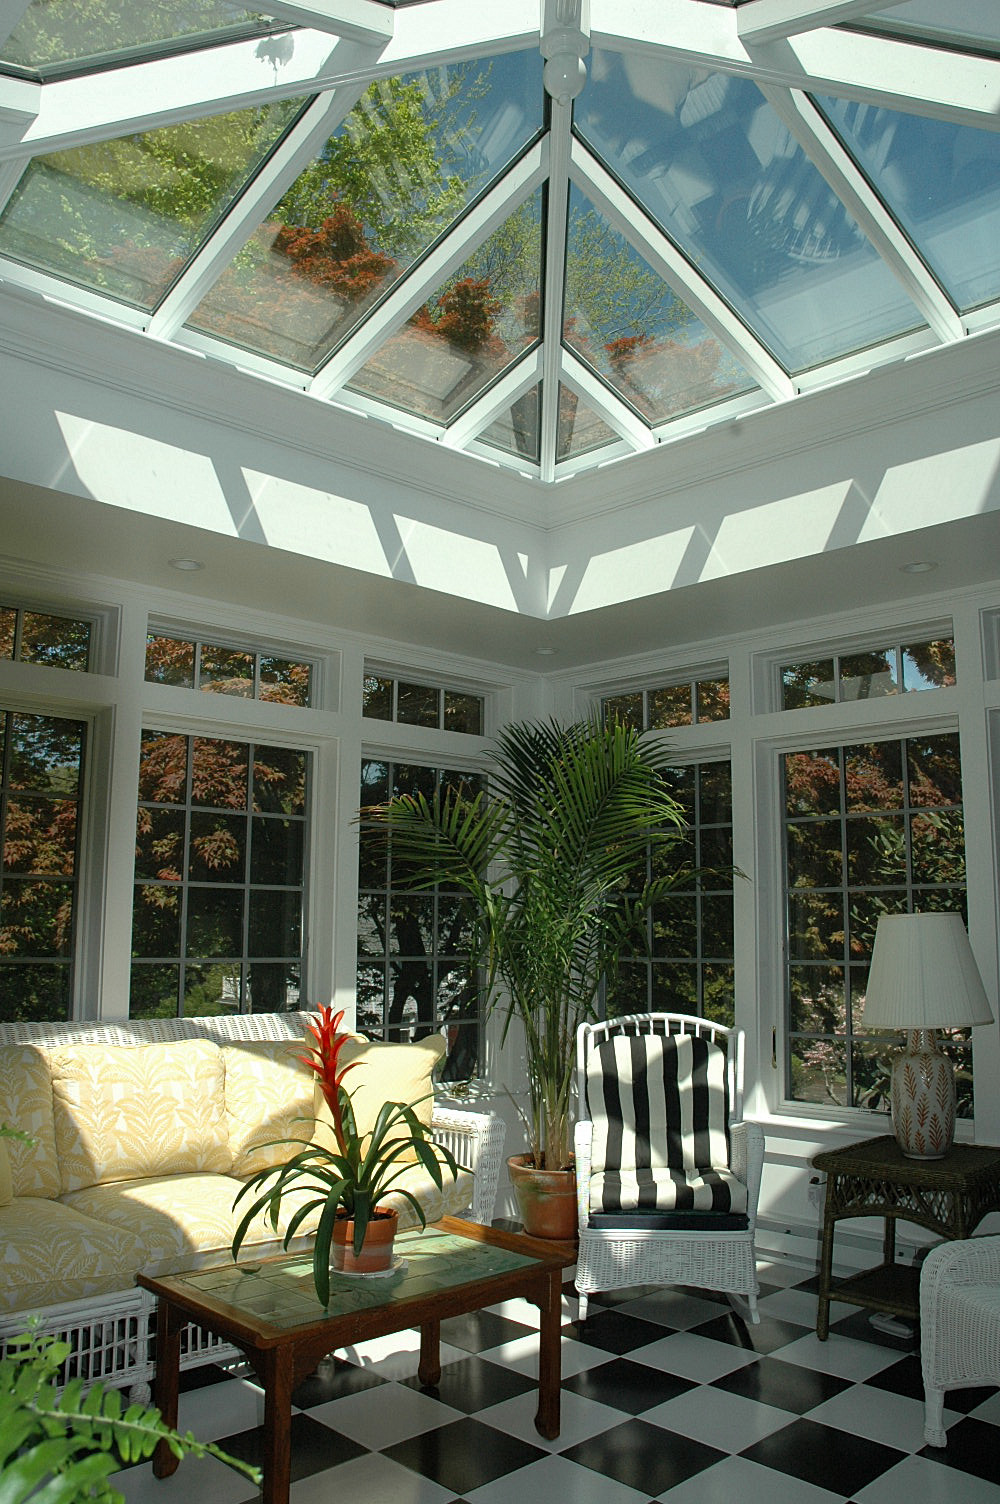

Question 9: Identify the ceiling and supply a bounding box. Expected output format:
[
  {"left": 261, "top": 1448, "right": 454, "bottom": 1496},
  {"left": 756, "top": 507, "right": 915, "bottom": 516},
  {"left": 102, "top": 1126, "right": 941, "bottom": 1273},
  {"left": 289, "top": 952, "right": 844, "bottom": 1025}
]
[{"left": 0, "top": 0, "right": 998, "bottom": 492}]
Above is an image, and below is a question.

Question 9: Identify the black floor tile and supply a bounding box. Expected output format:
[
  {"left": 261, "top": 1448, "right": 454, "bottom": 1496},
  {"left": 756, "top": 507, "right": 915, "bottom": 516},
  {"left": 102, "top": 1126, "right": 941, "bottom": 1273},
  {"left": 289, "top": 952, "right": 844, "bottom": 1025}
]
[
  {"left": 691, "top": 1310, "right": 808, "bottom": 1355},
  {"left": 216, "top": 1412, "right": 366, "bottom": 1481},
  {"left": 828, "top": 1307, "right": 918, "bottom": 1351},
  {"left": 562, "top": 1353, "right": 693, "bottom": 1412},
  {"left": 923, "top": 1416, "right": 1000, "bottom": 1484},
  {"left": 401, "top": 1353, "right": 536, "bottom": 1412},
  {"left": 439, "top": 1309, "right": 534, "bottom": 1354},
  {"left": 866, "top": 1352, "right": 994, "bottom": 1412},
  {"left": 741, "top": 1416, "right": 902, "bottom": 1495},
  {"left": 564, "top": 1307, "right": 667, "bottom": 1353},
  {"left": 713, "top": 1353, "right": 850, "bottom": 1413},
  {"left": 382, "top": 1415, "right": 546, "bottom": 1494},
  {"left": 178, "top": 1361, "right": 242, "bottom": 1393},
  {"left": 292, "top": 1355, "right": 388, "bottom": 1407},
  {"left": 562, "top": 1416, "right": 726, "bottom": 1494}
]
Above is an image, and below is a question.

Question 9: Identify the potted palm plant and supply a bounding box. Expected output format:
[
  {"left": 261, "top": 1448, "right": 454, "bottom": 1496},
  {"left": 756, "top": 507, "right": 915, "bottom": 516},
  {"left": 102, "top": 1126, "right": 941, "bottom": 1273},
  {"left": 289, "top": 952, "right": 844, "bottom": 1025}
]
[
  {"left": 231, "top": 1006, "right": 461, "bottom": 1307},
  {"left": 361, "top": 717, "right": 691, "bottom": 1239}
]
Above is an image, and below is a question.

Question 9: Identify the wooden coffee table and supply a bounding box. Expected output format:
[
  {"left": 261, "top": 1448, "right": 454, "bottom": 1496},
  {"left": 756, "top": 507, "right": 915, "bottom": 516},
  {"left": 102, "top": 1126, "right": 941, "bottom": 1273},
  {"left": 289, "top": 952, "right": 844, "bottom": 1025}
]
[{"left": 137, "top": 1217, "right": 573, "bottom": 1504}]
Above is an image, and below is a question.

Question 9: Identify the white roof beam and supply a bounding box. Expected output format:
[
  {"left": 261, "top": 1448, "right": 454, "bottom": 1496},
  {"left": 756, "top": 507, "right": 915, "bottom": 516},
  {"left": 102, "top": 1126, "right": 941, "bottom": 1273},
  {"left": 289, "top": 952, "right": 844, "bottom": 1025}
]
[
  {"left": 441, "top": 347, "right": 543, "bottom": 449},
  {"left": 0, "top": 2, "right": 537, "bottom": 160},
  {"left": 758, "top": 83, "right": 963, "bottom": 344},
  {"left": 592, "top": 0, "right": 1000, "bottom": 130},
  {"left": 561, "top": 348, "right": 655, "bottom": 451},
  {"left": 0, "top": 0, "right": 29, "bottom": 51},
  {"left": 538, "top": 103, "right": 572, "bottom": 484},
  {"left": 737, "top": 0, "right": 908, "bottom": 46},
  {"left": 310, "top": 136, "right": 548, "bottom": 398},
  {"left": 261, "top": 0, "right": 394, "bottom": 44},
  {"left": 0, "top": 74, "right": 38, "bottom": 133},
  {"left": 570, "top": 137, "right": 793, "bottom": 402},
  {"left": 146, "top": 82, "right": 371, "bottom": 341}
]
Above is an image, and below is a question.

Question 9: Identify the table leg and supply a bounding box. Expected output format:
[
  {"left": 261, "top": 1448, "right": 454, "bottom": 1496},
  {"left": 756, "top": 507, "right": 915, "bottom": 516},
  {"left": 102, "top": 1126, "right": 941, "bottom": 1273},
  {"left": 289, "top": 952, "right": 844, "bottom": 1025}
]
[
  {"left": 883, "top": 1216, "right": 896, "bottom": 1266},
  {"left": 418, "top": 1319, "right": 441, "bottom": 1388},
  {"left": 151, "top": 1300, "right": 181, "bottom": 1479},
  {"left": 534, "top": 1269, "right": 561, "bottom": 1440},
  {"left": 817, "top": 1206, "right": 836, "bottom": 1342},
  {"left": 259, "top": 1347, "right": 294, "bottom": 1504}
]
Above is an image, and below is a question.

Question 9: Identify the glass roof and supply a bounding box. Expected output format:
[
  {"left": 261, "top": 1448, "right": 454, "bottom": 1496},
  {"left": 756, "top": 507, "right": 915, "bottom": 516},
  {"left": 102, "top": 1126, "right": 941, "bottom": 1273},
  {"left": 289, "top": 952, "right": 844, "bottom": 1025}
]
[{"left": 0, "top": 0, "right": 997, "bottom": 486}]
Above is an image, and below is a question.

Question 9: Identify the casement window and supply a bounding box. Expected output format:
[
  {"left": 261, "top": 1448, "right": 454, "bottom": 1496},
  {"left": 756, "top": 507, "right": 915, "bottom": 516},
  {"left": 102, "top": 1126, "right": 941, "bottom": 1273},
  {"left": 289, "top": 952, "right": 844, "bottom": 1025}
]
[
  {"left": 782, "top": 730, "right": 968, "bottom": 1112},
  {"left": 357, "top": 758, "right": 484, "bottom": 1080},
  {"left": 145, "top": 631, "right": 313, "bottom": 706},
  {"left": 363, "top": 672, "right": 484, "bottom": 735},
  {"left": 0, "top": 709, "right": 86, "bottom": 1021},
  {"left": 130, "top": 731, "right": 309, "bottom": 1017}
]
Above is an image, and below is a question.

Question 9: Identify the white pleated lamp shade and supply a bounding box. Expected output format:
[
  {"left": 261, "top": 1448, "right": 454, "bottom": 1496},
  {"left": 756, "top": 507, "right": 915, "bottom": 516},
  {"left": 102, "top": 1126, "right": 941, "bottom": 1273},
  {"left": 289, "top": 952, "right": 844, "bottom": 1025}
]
[{"left": 864, "top": 912, "right": 994, "bottom": 1030}]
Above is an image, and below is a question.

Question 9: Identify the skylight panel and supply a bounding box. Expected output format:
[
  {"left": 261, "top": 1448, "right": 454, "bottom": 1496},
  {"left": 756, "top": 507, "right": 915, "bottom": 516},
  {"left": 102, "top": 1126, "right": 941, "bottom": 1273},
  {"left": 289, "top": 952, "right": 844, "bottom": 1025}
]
[
  {"left": 0, "top": 0, "right": 286, "bottom": 79},
  {"left": 185, "top": 51, "right": 543, "bottom": 371},
  {"left": 574, "top": 50, "right": 926, "bottom": 374},
  {"left": 563, "top": 184, "right": 757, "bottom": 427},
  {"left": 816, "top": 96, "right": 1000, "bottom": 316},
  {"left": 557, "top": 386, "right": 619, "bottom": 462},
  {"left": 0, "top": 98, "right": 304, "bottom": 309},
  {"left": 343, "top": 187, "right": 542, "bottom": 424},
  {"left": 478, "top": 386, "right": 541, "bottom": 463},
  {"left": 851, "top": 2, "right": 1000, "bottom": 53}
]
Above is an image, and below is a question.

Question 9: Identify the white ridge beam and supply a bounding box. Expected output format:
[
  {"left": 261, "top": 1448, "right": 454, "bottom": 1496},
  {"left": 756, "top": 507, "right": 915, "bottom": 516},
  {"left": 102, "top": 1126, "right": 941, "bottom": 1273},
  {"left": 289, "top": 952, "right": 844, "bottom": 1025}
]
[
  {"left": 737, "top": 0, "right": 908, "bottom": 46},
  {"left": 591, "top": 0, "right": 1000, "bottom": 130},
  {"left": 262, "top": 0, "right": 394, "bottom": 44},
  {"left": 539, "top": 103, "right": 573, "bottom": 485},
  {"left": 311, "top": 137, "right": 548, "bottom": 398},
  {"left": 571, "top": 137, "right": 793, "bottom": 402},
  {"left": 146, "top": 82, "right": 371, "bottom": 340},
  {"left": 442, "top": 347, "right": 543, "bottom": 450},
  {"left": 758, "top": 83, "right": 962, "bottom": 344}
]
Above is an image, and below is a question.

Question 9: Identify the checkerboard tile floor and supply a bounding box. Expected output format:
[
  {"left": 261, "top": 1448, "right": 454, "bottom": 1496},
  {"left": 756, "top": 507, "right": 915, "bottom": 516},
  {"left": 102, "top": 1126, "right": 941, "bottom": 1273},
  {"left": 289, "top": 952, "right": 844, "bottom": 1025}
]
[{"left": 110, "top": 1259, "right": 1000, "bottom": 1504}]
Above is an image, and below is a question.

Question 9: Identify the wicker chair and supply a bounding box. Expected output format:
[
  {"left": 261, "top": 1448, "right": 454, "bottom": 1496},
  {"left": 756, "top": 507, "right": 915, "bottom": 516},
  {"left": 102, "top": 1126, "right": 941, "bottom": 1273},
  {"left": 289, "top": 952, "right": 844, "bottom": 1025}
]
[
  {"left": 920, "top": 1234, "right": 1000, "bottom": 1446},
  {"left": 574, "top": 1013, "right": 764, "bottom": 1324}
]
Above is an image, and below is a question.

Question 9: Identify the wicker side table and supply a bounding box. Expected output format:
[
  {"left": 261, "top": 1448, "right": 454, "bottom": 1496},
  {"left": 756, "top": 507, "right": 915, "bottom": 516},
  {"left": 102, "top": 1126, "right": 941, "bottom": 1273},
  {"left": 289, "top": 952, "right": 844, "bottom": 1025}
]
[{"left": 813, "top": 1135, "right": 1000, "bottom": 1340}]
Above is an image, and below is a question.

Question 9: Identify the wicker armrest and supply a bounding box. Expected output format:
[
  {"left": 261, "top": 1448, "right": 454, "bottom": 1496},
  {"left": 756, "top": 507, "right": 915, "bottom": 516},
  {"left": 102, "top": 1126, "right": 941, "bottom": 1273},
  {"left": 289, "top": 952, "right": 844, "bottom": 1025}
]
[{"left": 431, "top": 1105, "right": 506, "bottom": 1225}]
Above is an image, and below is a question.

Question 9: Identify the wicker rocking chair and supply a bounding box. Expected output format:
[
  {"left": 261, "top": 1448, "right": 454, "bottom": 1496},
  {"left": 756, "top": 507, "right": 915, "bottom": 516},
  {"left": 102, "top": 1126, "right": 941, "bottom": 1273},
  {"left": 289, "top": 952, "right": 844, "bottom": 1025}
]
[{"left": 574, "top": 1013, "right": 764, "bottom": 1324}]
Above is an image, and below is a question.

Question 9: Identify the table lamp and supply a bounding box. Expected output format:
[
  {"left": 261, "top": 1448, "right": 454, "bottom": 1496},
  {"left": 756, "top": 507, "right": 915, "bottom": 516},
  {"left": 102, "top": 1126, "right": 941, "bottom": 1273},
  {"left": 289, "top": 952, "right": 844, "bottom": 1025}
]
[{"left": 864, "top": 912, "right": 994, "bottom": 1159}]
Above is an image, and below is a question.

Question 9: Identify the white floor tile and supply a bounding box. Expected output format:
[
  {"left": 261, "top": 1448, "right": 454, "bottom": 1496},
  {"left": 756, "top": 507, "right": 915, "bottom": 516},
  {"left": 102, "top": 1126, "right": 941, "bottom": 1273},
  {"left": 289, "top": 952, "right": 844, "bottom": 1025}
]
[
  {"left": 339, "top": 1330, "right": 467, "bottom": 1379},
  {"left": 307, "top": 1379, "right": 462, "bottom": 1448},
  {"left": 478, "top": 1331, "right": 611, "bottom": 1378},
  {"left": 176, "top": 1376, "right": 264, "bottom": 1442},
  {"left": 107, "top": 1452, "right": 257, "bottom": 1504},
  {"left": 808, "top": 1382, "right": 954, "bottom": 1452},
  {"left": 653, "top": 1454, "right": 844, "bottom": 1504},
  {"left": 466, "top": 1452, "right": 650, "bottom": 1504},
  {"left": 969, "top": 1388, "right": 1000, "bottom": 1426},
  {"left": 853, "top": 1452, "right": 1000, "bottom": 1504},
  {"left": 643, "top": 1384, "right": 796, "bottom": 1452},
  {"left": 772, "top": 1330, "right": 901, "bottom": 1381},
  {"left": 630, "top": 1329, "right": 760, "bottom": 1383},
  {"left": 614, "top": 1288, "right": 730, "bottom": 1330},
  {"left": 477, "top": 1384, "right": 628, "bottom": 1451},
  {"left": 288, "top": 1450, "right": 455, "bottom": 1504}
]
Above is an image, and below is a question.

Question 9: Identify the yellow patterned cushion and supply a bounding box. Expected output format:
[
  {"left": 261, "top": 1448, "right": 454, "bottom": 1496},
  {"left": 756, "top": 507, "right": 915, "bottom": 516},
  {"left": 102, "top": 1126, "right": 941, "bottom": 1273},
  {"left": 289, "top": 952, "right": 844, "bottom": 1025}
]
[
  {"left": 62, "top": 1173, "right": 320, "bottom": 1278},
  {"left": 222, "top": 1039, "right": 315, "bottom": 1178},
  {"left": 0, "top": 1045, "right": 60, "bottom": 1199},
  {"left": 379, "top": 1160, "right": 473, "bottom": 1228},
  {"left": 0, "top": 1138, "right": 12, "bottom": 1205},
  {"left": 313, "top": 1035, "right": 445, "bottom": 1156},
  {"left": 50, "top": 1040, "right": 232, "bottom": 1193},
  {"left": 0, "top": 1196, "right": 146, "bottom": 1316}
]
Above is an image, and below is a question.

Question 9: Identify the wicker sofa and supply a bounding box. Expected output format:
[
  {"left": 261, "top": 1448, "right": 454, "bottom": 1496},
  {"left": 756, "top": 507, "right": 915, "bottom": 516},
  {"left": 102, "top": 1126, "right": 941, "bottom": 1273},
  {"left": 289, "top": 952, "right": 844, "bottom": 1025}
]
[{"left": 0, "top": 1010, "right": 504, "bottom": 1397}]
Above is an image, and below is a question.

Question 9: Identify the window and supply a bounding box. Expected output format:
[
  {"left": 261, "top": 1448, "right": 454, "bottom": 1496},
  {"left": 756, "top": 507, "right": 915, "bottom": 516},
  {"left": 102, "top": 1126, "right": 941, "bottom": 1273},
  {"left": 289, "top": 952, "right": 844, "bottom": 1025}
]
[
  {"left": 131, "top": 731, "right": 309, "bottom": 1017},
  {"left": 0, "top": 605, "right": 92, "bottom": 671},
  {"left": 0, "top": 709, "right": 86, "bottom": 1021},
  {"left": 780, "top": 636, "right": 955, "bottom": 710},
  {"left": 783, "top": 730, "right": 968, "bottom": 1113},
  {"left": 357, "top": 758, "right": 484, "bottom": 1079},
  {"left": 362, "top": 672, "right": 484, "bottom": 735},
  {"left": 603, "top": 674, "right": 730, "bottom": 729},
  {"left": 615, "top": 759, "right": 735, "bottom": 1026},
  {"left": 145, "top": 632, "right": 312, "bottom": 706}
]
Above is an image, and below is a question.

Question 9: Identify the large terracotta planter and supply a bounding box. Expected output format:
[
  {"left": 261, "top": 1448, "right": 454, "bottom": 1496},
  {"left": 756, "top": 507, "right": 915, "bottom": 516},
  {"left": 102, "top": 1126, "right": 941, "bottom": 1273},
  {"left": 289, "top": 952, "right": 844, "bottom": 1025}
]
[
  {"left": 331, "top": 1206, "right": 399, "bottom": 1274},
  {"left": 508, "top": 1153, "right": 577, "bottom": 1241}
]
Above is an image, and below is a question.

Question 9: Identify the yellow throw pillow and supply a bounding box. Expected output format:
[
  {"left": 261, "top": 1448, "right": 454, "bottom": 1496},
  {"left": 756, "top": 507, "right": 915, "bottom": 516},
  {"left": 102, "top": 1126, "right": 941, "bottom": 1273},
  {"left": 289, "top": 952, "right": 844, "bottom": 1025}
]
[
  {"left": 313, "top": 1034, "right": 445, "bottom": 1154},
  {"left": 0, "top": 1045, "right": 61, "bottom": 1199},
  {"left": 222, "top": 1039, "right": 316, "bottom": 1178},
  {"left": 50, "top": 1038, "right": 232, "bottom": 1193},
  {"left": 0, "top": 1136, "right": 12, "bottom": 1206}
]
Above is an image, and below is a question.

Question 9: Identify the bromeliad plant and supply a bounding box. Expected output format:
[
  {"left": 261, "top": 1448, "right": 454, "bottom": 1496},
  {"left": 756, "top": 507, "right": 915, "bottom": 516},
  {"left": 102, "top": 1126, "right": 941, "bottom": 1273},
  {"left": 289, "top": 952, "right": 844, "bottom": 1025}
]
[
  {"left": 361, "top": 716, "right": 694, "bottom": 1174},
  {"left": 231, "top": 1006, "right": 460, "bottom": 1308}
]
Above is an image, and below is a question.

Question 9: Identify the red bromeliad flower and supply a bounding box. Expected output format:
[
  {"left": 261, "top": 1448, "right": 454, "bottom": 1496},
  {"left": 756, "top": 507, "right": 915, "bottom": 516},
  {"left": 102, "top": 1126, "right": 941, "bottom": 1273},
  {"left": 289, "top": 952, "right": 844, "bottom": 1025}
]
[{"left": 297, "top": 1005, "right": 359, "bottom": 1157}]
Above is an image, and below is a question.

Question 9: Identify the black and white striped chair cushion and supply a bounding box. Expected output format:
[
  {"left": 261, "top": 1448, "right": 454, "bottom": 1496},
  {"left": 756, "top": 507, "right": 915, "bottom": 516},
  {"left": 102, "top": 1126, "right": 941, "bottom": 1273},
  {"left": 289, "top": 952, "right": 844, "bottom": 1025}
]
[{"left": 585, "top": 1032, "right": 748, "bottom": 1221}]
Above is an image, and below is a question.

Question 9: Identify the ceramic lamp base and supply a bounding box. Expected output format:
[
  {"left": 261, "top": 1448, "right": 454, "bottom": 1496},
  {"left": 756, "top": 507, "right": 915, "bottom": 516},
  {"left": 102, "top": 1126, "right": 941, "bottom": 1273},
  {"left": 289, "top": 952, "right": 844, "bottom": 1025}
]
[{"left": 890, "top": 1028, "right": 955, "bottom": 1159}]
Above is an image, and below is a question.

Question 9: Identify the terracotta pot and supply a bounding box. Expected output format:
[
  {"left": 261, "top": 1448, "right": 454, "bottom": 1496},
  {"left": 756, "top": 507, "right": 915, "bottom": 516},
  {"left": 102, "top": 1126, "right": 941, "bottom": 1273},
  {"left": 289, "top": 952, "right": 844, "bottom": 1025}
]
[
  {"left": 508, "top": 1153, "right": 577, "bottom": 1241},
  {"left": 331, "top": 1206, "right": 399, "bottom": 1273}
]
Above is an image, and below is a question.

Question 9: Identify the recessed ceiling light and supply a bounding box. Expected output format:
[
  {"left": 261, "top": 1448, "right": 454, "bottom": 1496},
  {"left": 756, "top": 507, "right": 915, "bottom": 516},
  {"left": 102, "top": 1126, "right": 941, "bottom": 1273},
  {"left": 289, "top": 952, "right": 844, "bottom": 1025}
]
[
  {"left": 169, "top": 557, "right": 204, "bottom": 571},
  {"left": 534, "top": 646, "right": 557, "bottom": 656},
  {"left": 899, "top": 561, "right": 937, "bottom": 574}
]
